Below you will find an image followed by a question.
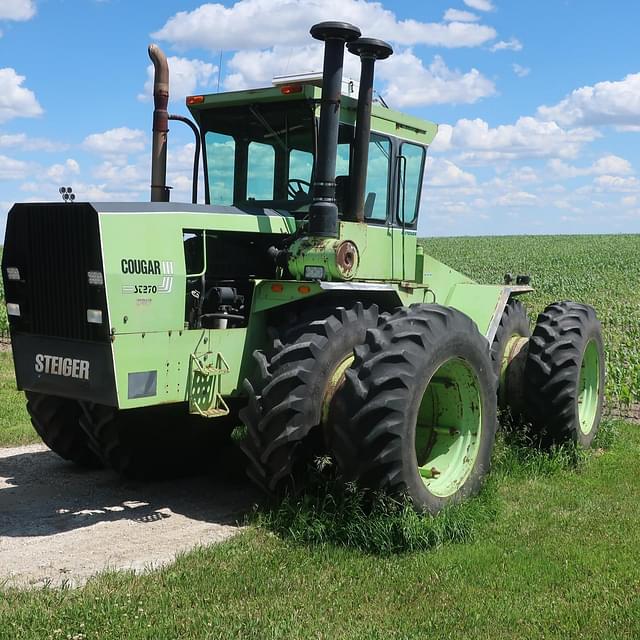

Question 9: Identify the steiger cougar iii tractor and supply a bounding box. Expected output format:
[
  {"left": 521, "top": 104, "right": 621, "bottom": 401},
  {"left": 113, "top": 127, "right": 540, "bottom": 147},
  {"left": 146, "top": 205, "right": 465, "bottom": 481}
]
[{"left": 2, "top": 21, "right": 605, "bottom": 513}]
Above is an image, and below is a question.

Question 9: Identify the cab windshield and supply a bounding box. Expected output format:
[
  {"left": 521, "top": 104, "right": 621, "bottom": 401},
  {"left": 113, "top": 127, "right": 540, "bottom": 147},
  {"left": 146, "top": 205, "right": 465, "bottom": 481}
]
[{"left": 201, "top": 101, "right": 315, "bottom": 212}]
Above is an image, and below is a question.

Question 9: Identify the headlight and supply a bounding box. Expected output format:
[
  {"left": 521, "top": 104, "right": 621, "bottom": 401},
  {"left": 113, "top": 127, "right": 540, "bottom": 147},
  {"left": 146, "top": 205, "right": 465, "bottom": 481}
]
[
  {"left": 87, "top": 271, "right": 104, "bottom": 286},
  {"left": 86, "top": 309, "right": 103, "bottom": 324},
  {"left": 6, "top": 267, "right": 20, "bottom": 281}
]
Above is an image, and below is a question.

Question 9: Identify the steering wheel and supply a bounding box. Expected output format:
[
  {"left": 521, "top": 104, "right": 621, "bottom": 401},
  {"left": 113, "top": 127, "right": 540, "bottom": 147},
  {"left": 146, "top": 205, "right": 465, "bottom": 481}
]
[{"left": 287, "top": 179, "right": 311, "bottom": 199}]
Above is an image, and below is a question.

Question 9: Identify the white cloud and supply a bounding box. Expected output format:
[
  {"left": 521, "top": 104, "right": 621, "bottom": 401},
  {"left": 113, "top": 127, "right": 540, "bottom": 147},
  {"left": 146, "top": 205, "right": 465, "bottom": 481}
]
[
  {"left": 0, "top": 132, "right": 67, "bottom": 151},
  {"left": 379, "top": 52, "right": 495, "bottom": 107},
  {"left": 20, "top": 178, "right": 147, "bottom": 203},
  {"left": 426, "top": 157, "right": 476, "bottom": 187},
  {"left": 496, "top": 191, "right": 538, "bottom": 207},
  {"left": 82, "top": 127, "right": 146, "bottom": 156},
  {"left": 463, "top": 0, "right": 494, "bottom": 11},
  {"left": 154, "top": 0, "right": 496, "bottom": 51},
  {"left": 0, "top": 68, "right": 42, "bottom": 123},
  {"left": 224, "top": 45, "right": 327, "bottom": 91},
  {"left": 93, "top": 160, "right": 147, "bottom": 184},
  {"left": 224, "top": 46, "right": 495, "bottom": 108},
  {"left": 512, "top": 63, "right": 530, "bottom": 78},
  {"left": 443, "top": 9, "right": 479, "bottom": 22},
  {"left": 139, "top": 56, "right": 218, "bottom": 103},
  {"left": 430, "top": 123, "right": 454, "bottom": 152},
  {"left": 490, "top": 38, "right": 522, "bottom": 52},
  {"left": 443, "top": 117, "right": 599, "bottom": 162},
  {"left": 621, "top": 195, "right": 637, "bottom": 208},
  {"left": 0, "top": 154, "right": 28, "bottom": 180},
  {"left": 538, "top": 72, "right": 640, "bottom": 128},
  {"left": 511, "top": 166, "right": 539, "bottom": 183},
  {"left": 548, "top": 155, "right": 633, "bottom": 179},
  {"left": 46, "top": 159, "right": 80, "bottom": 182},
  {"left": 593, "top": 175, "right": 640, "bottom": 192},
  {"left": 0, "top": 0, "right": 35, "bottom": 21}
]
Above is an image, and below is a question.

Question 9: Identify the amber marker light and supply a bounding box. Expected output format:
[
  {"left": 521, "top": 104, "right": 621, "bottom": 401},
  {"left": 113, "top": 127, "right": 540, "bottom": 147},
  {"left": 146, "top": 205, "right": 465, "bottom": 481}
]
[
  {"left": 271, "top": 283, "right": 284, "bottom": 293},
  {"left": 186, "top": 95, "right": 205, "bottom": 105},
  {"left": 280, "top": 84, "right": 303, "bottom": 95},
  {"left": 298, "top": 285, "right": 311, "bottom": 295}
]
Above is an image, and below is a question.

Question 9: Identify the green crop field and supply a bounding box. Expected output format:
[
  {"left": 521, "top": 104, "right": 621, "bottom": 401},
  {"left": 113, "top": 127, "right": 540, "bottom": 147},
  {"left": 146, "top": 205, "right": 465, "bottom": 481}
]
[{"left": 423, "top": 234, "right": 640, "bottom": 406}]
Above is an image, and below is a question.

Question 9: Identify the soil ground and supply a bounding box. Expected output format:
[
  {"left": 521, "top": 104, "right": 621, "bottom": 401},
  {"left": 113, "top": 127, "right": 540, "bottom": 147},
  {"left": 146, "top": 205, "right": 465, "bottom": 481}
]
[{"left": 0, "top": 444, "right": 257, "bottom": 588}]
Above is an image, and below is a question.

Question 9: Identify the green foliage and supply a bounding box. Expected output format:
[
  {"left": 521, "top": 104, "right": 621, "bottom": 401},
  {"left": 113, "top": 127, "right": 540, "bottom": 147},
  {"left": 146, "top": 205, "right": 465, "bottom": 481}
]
[
  {"left": 423, "top": 234, "right": 640, "bottom": 405},
  {"left": 254, "top": 420, "right": 622, "bottom": 555},
  {"left": 0, "top": 352, "right": 35, "bottom": 446},
  {"left": 254, "top": 479, "right": 496, "bottom": 554},
  {"left": 0, "top": 247, "right": 6, "bottom": 333}
]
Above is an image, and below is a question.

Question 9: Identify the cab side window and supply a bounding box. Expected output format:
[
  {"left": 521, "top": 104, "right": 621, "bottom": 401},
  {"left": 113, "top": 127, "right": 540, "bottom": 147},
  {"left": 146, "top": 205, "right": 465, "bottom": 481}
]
[
  {"left": 247, "top": 141, "right": 275, "bottom": 200},
  {"left": 205, "top": 132, "right": 235, "bottom": 205},
  {"left": 398, "top": 143, "right": 425, "bottom": 225},
  {"left": 364, "top": 134, "right": 391, "bottom": 222}
]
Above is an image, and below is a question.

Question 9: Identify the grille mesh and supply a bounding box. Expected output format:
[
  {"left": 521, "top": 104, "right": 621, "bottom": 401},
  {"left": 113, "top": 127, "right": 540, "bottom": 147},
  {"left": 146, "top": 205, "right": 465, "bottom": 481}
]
[{"left": 3, "top": 203, "right": 108, "bottom": 341}]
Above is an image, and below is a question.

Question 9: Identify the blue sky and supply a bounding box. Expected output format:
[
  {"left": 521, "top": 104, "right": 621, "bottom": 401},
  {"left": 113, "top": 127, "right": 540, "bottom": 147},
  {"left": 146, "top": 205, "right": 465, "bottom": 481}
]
[{"left": 1, "top": 0, "right": 640, "bottom": 237}]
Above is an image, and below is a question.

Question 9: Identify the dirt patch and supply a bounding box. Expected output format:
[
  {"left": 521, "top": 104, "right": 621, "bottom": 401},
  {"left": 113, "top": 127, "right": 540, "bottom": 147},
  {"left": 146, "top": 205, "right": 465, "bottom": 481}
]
[
  {"left": 605, "top": 403, "right": 640, "bottom": 423},
  {"left": 0, "top": 444, "right": 258, "bottom": 589}
]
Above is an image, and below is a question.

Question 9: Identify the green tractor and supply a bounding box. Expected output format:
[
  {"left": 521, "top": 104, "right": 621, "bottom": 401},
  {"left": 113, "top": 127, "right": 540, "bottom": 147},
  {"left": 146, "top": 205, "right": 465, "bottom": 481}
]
[{"left": 1, "top": 21, "right": 604, "bottom": 513}]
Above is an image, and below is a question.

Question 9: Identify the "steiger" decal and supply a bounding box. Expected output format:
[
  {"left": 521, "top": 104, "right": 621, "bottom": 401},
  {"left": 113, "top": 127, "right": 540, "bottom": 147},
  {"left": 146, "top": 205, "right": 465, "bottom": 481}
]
[{"left": 35, "top": 354, "right": 90, "bottom": 380}]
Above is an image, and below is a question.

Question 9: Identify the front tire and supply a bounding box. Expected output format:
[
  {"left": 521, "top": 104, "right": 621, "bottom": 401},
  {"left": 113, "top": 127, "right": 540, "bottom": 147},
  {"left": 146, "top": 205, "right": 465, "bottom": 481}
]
[
  {"left": 25, "top": 392, "right": 102, "bottom": 468},
  {"left": 239, "top": 302, "right": 379, "bottom": 495},
  {"left": 333, "top": 304, "right": 497, "bottom": 514},
  {"left": 79, "top": 403, "right": 235, "bottom": 479},
  {"left": 524, "top": 301, "right": 605, "bottom": 447}
]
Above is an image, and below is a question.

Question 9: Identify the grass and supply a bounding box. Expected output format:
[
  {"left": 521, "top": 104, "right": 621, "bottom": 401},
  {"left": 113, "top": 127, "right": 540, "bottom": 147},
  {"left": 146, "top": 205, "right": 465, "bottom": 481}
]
[
  {"left": 0, "top": 352, "right": 35, "bottom": 447},
  {"left": 1, "top": 420, "right": 639, "bottom": 639}
]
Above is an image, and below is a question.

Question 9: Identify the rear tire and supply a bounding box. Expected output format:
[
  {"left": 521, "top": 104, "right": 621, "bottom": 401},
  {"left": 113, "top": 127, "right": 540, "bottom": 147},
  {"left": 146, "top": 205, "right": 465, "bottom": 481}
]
[
  {"left": 491, "top": 298, "right": 531, "bottom": 413},
  {"left": 239, "top": 302, "right": 379, "bottom": 495},
  {"left": 332, "top": 304, "right": 497, "bottom": 514},
  {"left": 524, "top": 301, "right": 605, "bottom": 447},
  {"left": 25, "top": 392, "right": 102, "bottom": 468}
]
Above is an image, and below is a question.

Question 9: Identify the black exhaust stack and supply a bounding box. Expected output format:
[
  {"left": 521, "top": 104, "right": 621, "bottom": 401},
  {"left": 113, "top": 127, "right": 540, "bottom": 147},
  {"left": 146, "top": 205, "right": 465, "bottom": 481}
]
[
  {"left": 149, "top": 44, "right": 170, "bottom": 202},
  {"left": 347, "top": 38, "right": 393, "bottom": 222},
  {"left": 308, "top": 21, "right": 361, "bottom": 237}
]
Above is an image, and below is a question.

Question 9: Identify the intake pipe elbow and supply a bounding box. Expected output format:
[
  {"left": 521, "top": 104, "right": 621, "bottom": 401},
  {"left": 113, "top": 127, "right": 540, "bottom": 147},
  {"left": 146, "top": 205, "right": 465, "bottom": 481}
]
[{"left": 149, "top": 44, "right": 170, "bottom": 203}]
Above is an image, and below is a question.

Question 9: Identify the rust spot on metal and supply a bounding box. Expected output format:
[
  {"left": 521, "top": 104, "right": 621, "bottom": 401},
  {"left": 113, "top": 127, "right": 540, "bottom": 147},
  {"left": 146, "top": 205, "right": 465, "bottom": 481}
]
[{"left": 335, "top": 241, "right": 358, "bottom": 278}]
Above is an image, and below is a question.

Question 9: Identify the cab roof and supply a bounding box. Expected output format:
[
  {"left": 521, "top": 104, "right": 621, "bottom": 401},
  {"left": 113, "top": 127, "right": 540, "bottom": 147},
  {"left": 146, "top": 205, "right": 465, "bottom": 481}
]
[{"left": 186, "top": 84, "right": 438, "bottom": 146}]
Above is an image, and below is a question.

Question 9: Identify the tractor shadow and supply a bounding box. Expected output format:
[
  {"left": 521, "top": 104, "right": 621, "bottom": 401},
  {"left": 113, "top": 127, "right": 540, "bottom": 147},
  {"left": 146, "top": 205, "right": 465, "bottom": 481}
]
[{"left": 0, "top": 443, "right": 259, "bottom": 538}]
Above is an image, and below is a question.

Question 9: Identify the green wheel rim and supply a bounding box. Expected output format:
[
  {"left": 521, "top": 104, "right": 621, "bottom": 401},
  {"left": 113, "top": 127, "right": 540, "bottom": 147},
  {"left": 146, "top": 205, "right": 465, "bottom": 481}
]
[
  {"left": 415, "top": 358, "right": 483, "bottom": 498},
  {"left": 578, "top": 339, "right": 601, "bottom": 435}
]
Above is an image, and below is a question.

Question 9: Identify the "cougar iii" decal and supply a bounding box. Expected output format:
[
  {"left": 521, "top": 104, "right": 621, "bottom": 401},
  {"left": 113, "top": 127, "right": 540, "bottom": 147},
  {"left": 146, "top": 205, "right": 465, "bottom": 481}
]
[{"left": 121, "top": 259, "right": 174, "bottom": 295}]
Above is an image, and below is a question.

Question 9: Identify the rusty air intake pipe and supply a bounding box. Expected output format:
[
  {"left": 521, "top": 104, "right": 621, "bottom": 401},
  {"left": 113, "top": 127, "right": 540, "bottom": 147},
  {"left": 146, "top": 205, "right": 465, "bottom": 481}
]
[
  {"left": 347, "top": 38, "right": 393, "bottom": 222},
  {"left": 308, "top": 21, "right": 361, "bottom": 237},
  {"left": 149, "top": 44, "right": 170, "bottom": 202}
]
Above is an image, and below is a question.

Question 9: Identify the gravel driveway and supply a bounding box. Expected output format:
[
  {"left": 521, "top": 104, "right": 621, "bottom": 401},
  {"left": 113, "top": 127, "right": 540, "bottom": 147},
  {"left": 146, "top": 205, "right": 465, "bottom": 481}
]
[{"left": 0, "top": 443, "right": 258, "bottom": 588}]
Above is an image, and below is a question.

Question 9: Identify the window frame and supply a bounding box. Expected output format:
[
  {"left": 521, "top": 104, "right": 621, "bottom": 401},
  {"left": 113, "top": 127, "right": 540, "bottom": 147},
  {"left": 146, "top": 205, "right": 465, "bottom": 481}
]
[{"left": 396, "top": 141, "right": 426, "bottom": 228}]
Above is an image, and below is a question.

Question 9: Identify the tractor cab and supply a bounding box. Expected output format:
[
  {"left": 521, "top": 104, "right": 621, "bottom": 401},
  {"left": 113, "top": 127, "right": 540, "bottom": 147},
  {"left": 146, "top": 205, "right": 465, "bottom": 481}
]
[{"left": 186, "top": 81, "right": 437, "bottom": 232}]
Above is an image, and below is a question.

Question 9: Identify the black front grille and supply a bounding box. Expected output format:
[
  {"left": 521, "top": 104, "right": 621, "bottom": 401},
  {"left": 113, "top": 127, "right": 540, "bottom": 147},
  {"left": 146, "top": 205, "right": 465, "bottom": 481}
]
[{"left": 2, "top": 203, "right": 109, "bottom": 341}]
